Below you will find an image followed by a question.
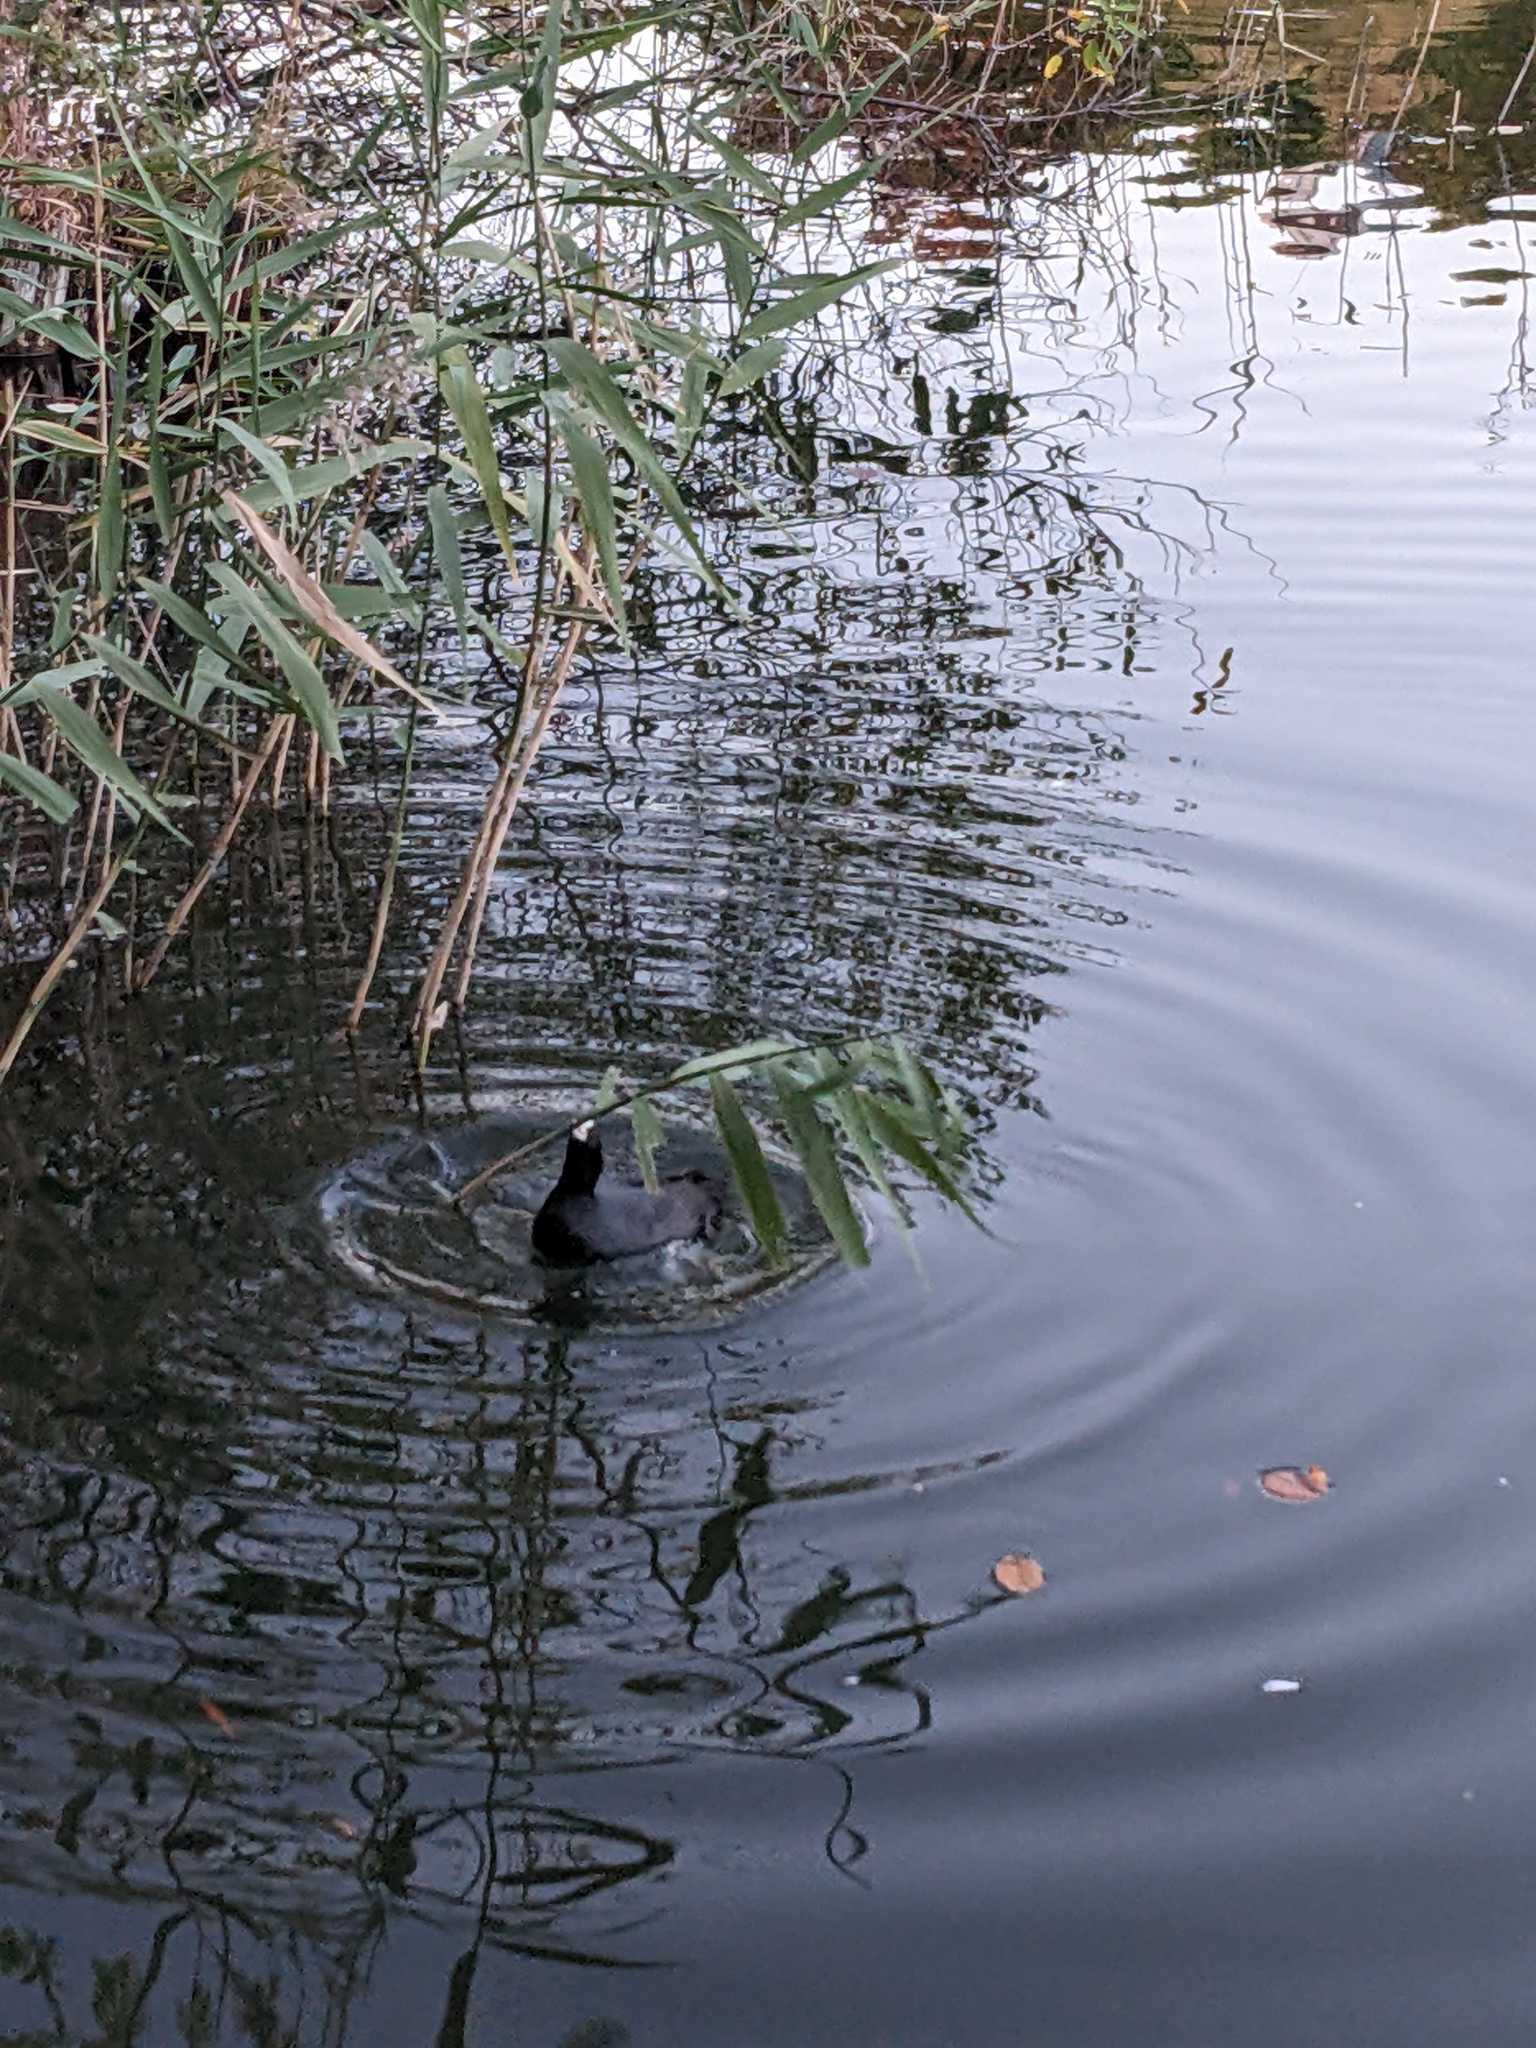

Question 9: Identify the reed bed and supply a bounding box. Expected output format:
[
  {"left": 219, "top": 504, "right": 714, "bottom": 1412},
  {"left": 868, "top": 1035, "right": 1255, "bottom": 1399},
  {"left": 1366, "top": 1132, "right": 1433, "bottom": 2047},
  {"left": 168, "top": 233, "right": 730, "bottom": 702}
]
[{"left": 4, "top": 0, "right": 1081, "bottom": 1243}]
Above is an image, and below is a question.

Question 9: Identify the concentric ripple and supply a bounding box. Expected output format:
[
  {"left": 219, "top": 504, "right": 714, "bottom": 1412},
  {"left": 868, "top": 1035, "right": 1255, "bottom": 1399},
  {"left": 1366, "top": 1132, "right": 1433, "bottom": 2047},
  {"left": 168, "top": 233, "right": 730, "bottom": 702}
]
[{"left": 304, "top": 1102, "right": 840, "bottom": 1332}]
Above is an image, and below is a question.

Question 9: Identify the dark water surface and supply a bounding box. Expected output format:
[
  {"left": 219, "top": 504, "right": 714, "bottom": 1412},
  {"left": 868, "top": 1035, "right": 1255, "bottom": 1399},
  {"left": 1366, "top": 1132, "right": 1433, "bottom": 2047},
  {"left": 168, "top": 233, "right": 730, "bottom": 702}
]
[{"left": 4, "top": 10, "right": 1536, "bottom": 2042}]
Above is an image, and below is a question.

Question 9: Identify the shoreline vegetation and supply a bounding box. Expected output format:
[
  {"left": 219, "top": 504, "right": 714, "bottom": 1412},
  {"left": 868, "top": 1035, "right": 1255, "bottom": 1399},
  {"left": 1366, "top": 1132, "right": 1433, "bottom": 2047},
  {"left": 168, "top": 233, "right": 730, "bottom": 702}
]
[{"left": 0, "top": 0, "right": 1528, "bottom": 1244}]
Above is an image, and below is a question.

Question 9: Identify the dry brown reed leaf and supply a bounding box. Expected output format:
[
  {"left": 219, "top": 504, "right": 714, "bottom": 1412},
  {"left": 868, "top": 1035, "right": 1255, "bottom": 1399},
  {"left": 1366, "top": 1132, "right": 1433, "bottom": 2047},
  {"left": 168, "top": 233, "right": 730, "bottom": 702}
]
[{"left": 221, "top": 490, "right": 438, "bottom": 714}]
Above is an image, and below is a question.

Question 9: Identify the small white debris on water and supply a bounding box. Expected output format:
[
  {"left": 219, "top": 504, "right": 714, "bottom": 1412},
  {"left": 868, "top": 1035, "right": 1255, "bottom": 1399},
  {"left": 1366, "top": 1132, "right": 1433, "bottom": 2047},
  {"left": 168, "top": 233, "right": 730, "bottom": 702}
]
[
  {"left": 841, "top": 1675, "right": 861, "bottom": 1689},
  {"left": 1497, "top": 1476, "right": 1510, "bottom": 1487},
  {"left": 1462, "top": 1788, "right": 1477, "bottom": 1802},
  {"left": 1261, "top": 1677, "right": 1304, "bottom": 1695},
  {"left": 1352, "top": 1200, "right": 1364, "bottom": 1210}
]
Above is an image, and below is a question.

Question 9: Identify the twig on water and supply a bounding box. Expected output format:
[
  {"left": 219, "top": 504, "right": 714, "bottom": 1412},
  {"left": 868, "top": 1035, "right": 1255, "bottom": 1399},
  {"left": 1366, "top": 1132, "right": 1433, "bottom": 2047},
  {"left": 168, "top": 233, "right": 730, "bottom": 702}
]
[{"left": 1385, "top": 0, "right": 1441, "bottom": 151}]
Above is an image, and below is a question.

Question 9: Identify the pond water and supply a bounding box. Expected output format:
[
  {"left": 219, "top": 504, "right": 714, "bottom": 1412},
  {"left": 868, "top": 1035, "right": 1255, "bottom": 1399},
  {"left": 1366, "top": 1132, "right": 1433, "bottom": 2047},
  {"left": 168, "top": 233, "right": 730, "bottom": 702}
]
[{"left": 3, "top": 5, "right": 1536, "bottom": 2041}]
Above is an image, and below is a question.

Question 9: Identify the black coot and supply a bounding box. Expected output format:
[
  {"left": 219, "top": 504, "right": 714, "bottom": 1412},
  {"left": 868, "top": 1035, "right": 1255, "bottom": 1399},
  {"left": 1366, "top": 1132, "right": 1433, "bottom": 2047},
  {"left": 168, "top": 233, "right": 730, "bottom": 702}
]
[{"left": 532, "top": 1120, "right": 724, "bottom": 1264}]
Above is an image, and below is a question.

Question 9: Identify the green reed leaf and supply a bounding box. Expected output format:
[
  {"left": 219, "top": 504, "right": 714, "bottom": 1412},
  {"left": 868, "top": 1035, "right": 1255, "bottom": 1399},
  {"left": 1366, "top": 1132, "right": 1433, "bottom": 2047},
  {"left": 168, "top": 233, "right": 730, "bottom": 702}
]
[
  {"left": 239, "top": 439, "right": 433, "bottom": 513},
  {"left": 0, "top": 748, "right": 77, "bottom": 824},
  {"left": 84, "top": 635, "right": 182, "bottom": 717},
  {"left": 427, "top": 486, "right": 468, "bottom": 643},
  {"left": 546, "top": 338, "right": 726, "bottom": 599},
  {"left": 96, "top": 324, "right": 130, "bottom": 608},
  {"left": 710, "top": 1072, "right": 788, "bottom": 1265},
  {"left": 525, "top": 0, "right": 564, "bottom": 167},
  {"left": 137, "top": 580, "right": 249, "bottom": 673},
  {"left": 207, "top": 563, "right": 341, "bottom": 759},
  {"left": 4, "top": 657, "right": 100, "bottom": 706},
  {"left": 9, "top": 415, "right": 100, "bottom": 455},
  {"left": 771, "top": 1070, "right": 868, "bottom": 1266},
  {"left": 678, "top": 355, "right": 710, "bottom": 462},
  {"left": 96, "top": 448, "right": 124, "bottom": 607},
  {"left": 440, "top": 349, "right": 519, "bottom": 577},
  {"left": 668, "top": 1038, "right": 795, "bottom": 1084},
  {"left": 226, "top": 216, "right": 382, "bottom": 296},
  {"left": 890, "top": 1038, "right": 942, "bottom": 1125},
  {"left": 857, "top": 1088, "right": 987, "bottom": 1229},
  {"left": 145, "top": 327, "right": 174, "bottom": 542},
  {"left": 790, "top": 1050, "right": 908, "bottom": 1233},
  {"left": 0, "top": 289, "right": 101, "bottom": 361},
  {"left": 218, "top": 418, "right": 297, "bottom": 518},
  {"left": 629, "top": 1093, "right": 665, "bottom": 1193},
  {"left": 721, "top": 233, "right": 754, "bottom": 317},
  {"left": 740, "top": 262, "right": 898, "bottom": 342},
  {"left": 779, "top": 159, "right": 884, "bottom": 228},
  {"left": 718, "top": 339, "right": 786, "bottom": 397},
  {"left": 164, "top": 220, "right": 221, "bottom": 335},
  {"left": 34, "top": 688, "right": 184, "bottom": 837},
  {"left": 689, "top": 120, "right": 780, "bottom": 201},
  {"left": 790, "top": 58, "right": 911, "bottom": 161},
  {"left": 551, "top": 402, "right": 629, "bottom": 642}
]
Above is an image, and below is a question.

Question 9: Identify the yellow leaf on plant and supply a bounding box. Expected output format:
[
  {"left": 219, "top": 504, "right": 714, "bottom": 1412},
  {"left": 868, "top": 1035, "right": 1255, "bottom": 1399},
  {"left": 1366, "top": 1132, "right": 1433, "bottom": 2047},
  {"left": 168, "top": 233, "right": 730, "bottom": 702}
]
[{"left": 1044, "top": 50, "right": 1065, "bottom": 77}]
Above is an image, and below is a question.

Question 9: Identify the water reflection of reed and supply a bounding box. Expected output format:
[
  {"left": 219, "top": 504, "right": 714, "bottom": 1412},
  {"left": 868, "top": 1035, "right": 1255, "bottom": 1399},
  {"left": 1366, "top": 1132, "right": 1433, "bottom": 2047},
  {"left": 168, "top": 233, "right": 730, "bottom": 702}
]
[{"left": 0, "top": 1239, "right": 1005, "bottom": 2042}]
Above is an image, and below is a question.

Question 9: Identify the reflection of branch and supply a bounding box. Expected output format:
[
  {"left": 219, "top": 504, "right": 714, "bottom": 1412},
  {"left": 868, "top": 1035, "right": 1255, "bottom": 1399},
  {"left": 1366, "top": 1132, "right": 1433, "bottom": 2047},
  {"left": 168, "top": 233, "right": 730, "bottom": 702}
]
[{"left": 821, "top": 1759, "right": 871, "bottom": 1886}]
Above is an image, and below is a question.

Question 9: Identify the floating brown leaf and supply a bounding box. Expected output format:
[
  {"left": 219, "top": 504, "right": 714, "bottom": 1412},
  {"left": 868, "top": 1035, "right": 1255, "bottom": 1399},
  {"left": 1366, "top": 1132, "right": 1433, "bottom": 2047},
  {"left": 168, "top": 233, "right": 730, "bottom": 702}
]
[
  {"left": 198, "top": 1697, "right": 235, "bottom": 1737},
  {"left": 1259, "top": 1464, "right": 1331, "bottom": 1503},
  {"left": 993, "top": 1553, "right": 1046, "bottom": 1596}
]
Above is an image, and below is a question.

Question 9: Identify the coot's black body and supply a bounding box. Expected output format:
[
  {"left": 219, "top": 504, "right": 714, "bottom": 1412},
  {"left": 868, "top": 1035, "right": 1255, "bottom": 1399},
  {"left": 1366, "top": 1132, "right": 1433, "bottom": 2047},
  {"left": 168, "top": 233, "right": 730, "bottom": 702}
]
[{"left": 532, "top": 1122, "right": 724, "bottom": 1265}]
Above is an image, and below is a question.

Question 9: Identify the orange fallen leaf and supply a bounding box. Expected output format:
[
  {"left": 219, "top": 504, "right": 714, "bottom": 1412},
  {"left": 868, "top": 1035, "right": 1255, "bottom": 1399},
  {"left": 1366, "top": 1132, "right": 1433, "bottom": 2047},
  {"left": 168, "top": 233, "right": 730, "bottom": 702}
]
[
  {"left": 993, "top": 1553, "right": 1046, "bottom": 1596},
  {"left": 198, "top": 1698, "right": 235, "bottom": 1738},
  {"left": 1259, "top": 1465, "right": 1331, "bottom": 1503}
]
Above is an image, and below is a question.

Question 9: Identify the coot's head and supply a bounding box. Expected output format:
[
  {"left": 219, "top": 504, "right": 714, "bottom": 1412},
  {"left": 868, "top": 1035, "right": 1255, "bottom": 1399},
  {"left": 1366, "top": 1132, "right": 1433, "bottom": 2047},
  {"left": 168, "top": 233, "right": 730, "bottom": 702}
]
[{"left": 556, "top": 1118, "right": 604, "bottom": 1196}]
